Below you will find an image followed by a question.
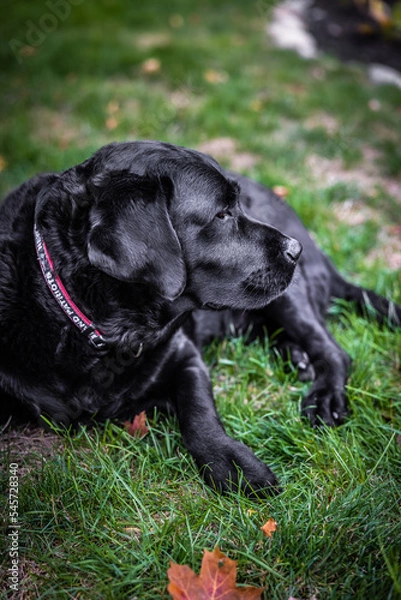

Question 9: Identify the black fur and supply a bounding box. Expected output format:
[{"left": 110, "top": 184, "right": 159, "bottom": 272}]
[{"left": 0, "top": 140, "right": 399, "bottom": 496}]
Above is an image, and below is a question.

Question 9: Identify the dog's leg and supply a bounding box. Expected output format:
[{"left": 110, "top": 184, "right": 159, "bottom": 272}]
[
  {"left": 167, "top": 332, "right": 280, "bottom": 497},
  {"left": 265, "top": 282, "right": 351, "bottom": 427}
]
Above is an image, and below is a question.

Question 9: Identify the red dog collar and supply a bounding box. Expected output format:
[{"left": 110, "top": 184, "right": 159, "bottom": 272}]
[{"left": 34, "top": 224, "right": 107, "bottom": 350}]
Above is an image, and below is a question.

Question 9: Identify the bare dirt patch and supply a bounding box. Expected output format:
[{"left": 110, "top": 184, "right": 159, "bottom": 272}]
[
  {"left": 305, "top": 112, "right": 339, "bottom": 135},
  {"left": 197, "top": 137, "right": 261, "bottom": 171},
  {"left": 328, "top": 178, "right": 401, "bottom": 272},
  {"left": 332, "top": 198, "right": 380, "bottom": 226},
  {"left": 30, "top": 107, "right": 90, "bottom": 150},
  {"left": 0, "top": 557, "right": 51, "bottom": 600},
  {"left": 306, "top": 146, "right": 401, "bottom": 198},
  {"left": 332, "top": 199, "right": 401, "bottom": 268},
  {"left": 0, "top": 426, "right": 62, "bottom": 478},
  {"left": 367, "top": 225, "right": 401, "bottom": 269},
  {"left": 135, "top": 31, "right": 171, "bottom": 50}
]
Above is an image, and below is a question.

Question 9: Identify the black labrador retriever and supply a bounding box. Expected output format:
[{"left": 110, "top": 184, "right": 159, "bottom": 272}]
[{"left": 0, "top": 141, "right": 399, "bottom": 496}]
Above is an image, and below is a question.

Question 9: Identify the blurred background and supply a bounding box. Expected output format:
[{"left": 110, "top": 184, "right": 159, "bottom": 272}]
[{"left": 0, "top": 0, "right": 400, "bottom": 289}]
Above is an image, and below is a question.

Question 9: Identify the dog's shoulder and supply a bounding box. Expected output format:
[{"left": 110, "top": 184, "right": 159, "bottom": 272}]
[{"left": 0, "top": 174, "right": 57, "bottom": 235}]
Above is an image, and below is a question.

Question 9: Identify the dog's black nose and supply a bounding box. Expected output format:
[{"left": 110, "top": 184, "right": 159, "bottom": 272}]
[{"left": 284, "top": 238, "right": 302, "bottom": 262}]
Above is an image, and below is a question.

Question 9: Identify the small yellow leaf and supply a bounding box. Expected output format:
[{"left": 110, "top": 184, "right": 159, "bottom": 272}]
[
  {"left": 250, "top": 99, "right": 263, "bottom": 112},
  {"left": 106, "top": 116, "right": 118, "bottom": 130},
  {"left": 203, "top": 69, "right": 229, "bottom": 84},
  {"left": 141, "top": 57, "right": 161, "bottom": 74},
  {"left": 368, "top": 0, "right": 392, "bottom": 26},
  {"left": 0, "top": 156, "right": 7, "bottom": 172},
  {"left": 272, "top": 185, "right": 289, "bottom": 198},
  {"left": 261, "top": 518, "right": 277, "bottom": 538}
]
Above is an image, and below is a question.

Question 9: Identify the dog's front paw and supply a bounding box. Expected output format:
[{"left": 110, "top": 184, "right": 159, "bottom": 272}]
[
  {"left": 301, "top": 383, "right": 348, "bottom": 427},
  {"left": 194, "top": 438, "right": 281, "bottom": 498},
  {"left": 278, "top": 342, "right": 315, "bottom": 382}
]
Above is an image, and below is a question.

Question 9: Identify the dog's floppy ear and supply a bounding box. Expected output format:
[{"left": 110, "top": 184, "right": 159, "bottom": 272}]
[{"left": 88, "top": 171, "right": 186, "bottom": 300}]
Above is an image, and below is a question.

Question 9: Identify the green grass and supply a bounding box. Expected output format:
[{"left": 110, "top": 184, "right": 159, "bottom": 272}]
[{"left": 1, "top": 0, "right": 401, "bottom": 598}]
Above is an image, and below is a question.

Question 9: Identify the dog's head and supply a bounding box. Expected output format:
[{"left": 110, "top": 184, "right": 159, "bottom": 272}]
[
  {"left": 37, "top": 141, "right": 301, "bottom": 309},
  {"left": 167, "top": 159, "right": 301, "bottom": 310}
]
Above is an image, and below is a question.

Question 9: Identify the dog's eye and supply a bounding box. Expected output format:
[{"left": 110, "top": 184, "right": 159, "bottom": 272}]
[{"left": 215, "top": 209, "right": 232, "bottom": 220}]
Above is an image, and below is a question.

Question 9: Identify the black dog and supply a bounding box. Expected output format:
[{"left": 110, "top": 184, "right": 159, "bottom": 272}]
[{"left": 0, "top": 141, "right": 399, "bottom": 496}]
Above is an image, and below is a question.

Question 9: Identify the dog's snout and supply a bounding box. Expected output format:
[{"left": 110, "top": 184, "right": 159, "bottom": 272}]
[{"left": 284, "top": 237, "right": 302, "bottom": 263}]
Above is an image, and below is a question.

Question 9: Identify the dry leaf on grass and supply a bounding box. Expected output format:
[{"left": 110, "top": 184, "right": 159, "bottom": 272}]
[
  {"left": 260, "top": 518, "right": 277, "bottom": 538},
  {"left": 124, "top": 411, "right": 149, "bottom": 438},
  {"left": 203, "top": 69, "right": 229, "bottom": 84},
  {"left": 105, "top": 117, "right": 118, "bottom": 130},
  {"left": 168, "top": 547, "right": 263, "bottom": 599},
  {"left": 272, "top": 185, "right": 289, "bottom": 198},
  {"left": 141, "top": 57, "right": 161, "bottom": 74}
]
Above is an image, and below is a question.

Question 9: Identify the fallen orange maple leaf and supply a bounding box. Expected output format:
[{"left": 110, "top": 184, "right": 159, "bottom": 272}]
[
  {"left": 168, "top": 547, "right": 263, "bottom": 600},
  {"left": 124, "top": 411, "right": 149, "bottom": 438},
  {"left": 260, "top": 518, "right": 277, "bottom": 538}
]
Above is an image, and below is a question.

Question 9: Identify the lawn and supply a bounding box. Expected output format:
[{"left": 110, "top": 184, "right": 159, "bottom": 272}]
[{"left": 0, "top": 1, "right": 401, "bottom": 598}]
